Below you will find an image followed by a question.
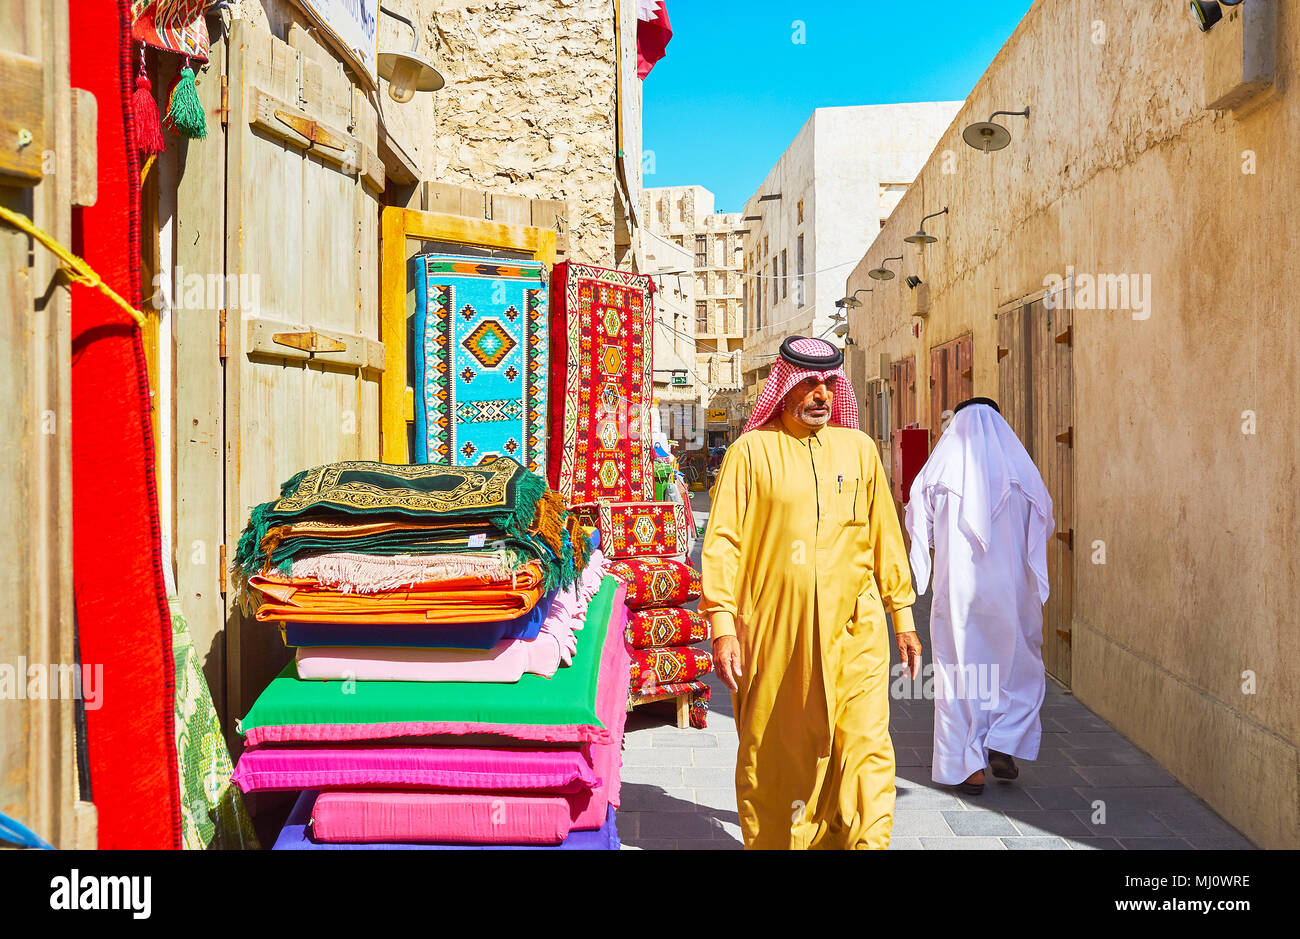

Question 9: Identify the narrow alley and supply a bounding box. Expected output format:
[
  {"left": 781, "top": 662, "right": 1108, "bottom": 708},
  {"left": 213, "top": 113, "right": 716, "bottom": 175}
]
[{"left": 618, "top": 493, "right": 1253, "bottom": 850}]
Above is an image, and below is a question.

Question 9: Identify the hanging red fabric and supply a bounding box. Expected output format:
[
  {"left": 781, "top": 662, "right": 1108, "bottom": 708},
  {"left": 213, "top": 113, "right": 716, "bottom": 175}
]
[{"left": 68, "top": 0, "right": 182, "bottom": 850}]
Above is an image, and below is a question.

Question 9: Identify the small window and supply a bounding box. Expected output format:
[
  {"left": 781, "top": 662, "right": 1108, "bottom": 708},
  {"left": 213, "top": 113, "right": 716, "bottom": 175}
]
[
  {"left": 695, "top": 235, "right": 707, "bottom": 267},
  {"left": 781, "top": 249, "right": 788, "bottom": 299},
  {"left": 797, "top": 199, "right": 804, "bottom": 224},
  {"left": 696, "top": 301, "right": 708, "bottom": 332}
]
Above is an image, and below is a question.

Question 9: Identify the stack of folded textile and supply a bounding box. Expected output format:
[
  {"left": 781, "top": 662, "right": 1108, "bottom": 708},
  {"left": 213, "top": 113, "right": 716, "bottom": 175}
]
[
  {"left": 229, "top": 457, "right": 631, "bottom": 849},
  {"left": 610, "top": 556, "right": 712, "bottom": 729}
]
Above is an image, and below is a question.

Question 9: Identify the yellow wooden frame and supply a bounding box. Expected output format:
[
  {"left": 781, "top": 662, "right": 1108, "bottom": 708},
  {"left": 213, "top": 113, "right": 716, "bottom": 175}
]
[{"left": 379, "top": 207, "right": 558, "bottom": 464}]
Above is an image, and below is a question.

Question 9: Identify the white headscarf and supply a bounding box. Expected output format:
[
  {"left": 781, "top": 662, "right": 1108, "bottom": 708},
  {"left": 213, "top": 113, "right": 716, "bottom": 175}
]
[{"left": 906, "top": 403, "right": 1053, "bottom": 602}]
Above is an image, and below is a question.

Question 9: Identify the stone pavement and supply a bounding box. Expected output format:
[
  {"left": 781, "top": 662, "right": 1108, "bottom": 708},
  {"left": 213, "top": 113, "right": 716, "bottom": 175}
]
[{"left": 617, "top": 491, "right": 1253, "bottom": 850}]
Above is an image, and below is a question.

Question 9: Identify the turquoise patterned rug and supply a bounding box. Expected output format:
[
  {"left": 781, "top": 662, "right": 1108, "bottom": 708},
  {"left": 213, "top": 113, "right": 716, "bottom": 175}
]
[{"left": 413, "top": 254, "right": 548, "bottom": 475}]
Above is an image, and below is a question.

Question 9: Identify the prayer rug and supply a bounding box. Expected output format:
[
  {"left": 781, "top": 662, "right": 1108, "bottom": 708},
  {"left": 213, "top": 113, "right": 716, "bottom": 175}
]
[
  {"left": 575, "top": 500, "right": 687, "bottom": 559},
  {"left": 248, "top": 559, "right": 548, "bottom": 624},
  {"left": 546, "top": 261, "right": 654, "bottom": 504},
  {"left": 172, "top": 608, "right": 257, "bottom": 849},
  {"left": 413, "top": 254, "right": 548, "bottom": 475},
  {"left": 607, "top": 556, "right": 701, "bottom": 609},
  {"left": 628, "top": 647, "right": 713, "bottom": 691},
  {"left": 628, "top": 679, "right": 711, "bottom": 730},
  {"left": 233, "top": 457, "right": 581, "bottom": 589},
  {"left": 625, "top": 607, "right": 709, "bottom": 650}
]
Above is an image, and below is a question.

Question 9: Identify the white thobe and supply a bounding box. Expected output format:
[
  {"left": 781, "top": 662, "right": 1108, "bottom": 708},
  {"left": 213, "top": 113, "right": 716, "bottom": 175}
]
[
  {"left": 905, "top": 404, "right": 1052, "bottom": 786},
  {"left": 916, "top": 488, "right": 1046, "bottom": 784}
]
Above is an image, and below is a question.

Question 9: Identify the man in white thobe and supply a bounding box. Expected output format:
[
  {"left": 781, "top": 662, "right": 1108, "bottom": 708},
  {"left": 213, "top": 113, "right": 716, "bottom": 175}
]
[{"left": 905, "top": 397, "right": 1053, "bottom": 794}]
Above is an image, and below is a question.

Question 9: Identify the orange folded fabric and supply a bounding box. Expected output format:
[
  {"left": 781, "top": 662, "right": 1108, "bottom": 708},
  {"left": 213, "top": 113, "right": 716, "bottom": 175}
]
[{"left": 248, "top": 560, "right": 547, "bottom": 624}]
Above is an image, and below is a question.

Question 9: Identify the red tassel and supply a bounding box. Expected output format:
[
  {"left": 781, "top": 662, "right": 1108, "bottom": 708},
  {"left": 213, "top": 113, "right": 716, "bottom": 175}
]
[{"left": 131, "top": 70, "right": 166, "bottom": 156}]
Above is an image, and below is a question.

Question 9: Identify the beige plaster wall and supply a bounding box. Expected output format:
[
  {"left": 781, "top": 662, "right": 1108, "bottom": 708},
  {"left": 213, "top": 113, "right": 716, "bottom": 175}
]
[{"left": 847, "top": 0, "right": 1298, "bottom": 848}]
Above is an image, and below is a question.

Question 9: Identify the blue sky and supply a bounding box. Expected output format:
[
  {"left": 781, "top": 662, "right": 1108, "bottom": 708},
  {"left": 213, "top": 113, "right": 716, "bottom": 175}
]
[{"left": 642, "top": 0, "right": 1035, "bottom": 212}]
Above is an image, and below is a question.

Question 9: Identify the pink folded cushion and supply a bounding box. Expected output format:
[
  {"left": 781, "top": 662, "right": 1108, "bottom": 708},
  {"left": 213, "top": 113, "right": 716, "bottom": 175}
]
[
  {"left": 231, "top": 745, "right": 598, "bottom": 794},
  {"left": 294, "top": 632, "right": 567, "bottom": 683},
  {"left": 309, "top": 791, "right": 575, "bottom": 845},
  {"left": 573, "top": 595, "right": 631, "bottom": 829}
]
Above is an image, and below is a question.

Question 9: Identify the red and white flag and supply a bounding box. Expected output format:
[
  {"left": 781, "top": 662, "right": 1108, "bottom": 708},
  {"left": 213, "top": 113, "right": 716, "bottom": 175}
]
[{"left": 636, "top": 0, "right": 672, "bottom": 79}]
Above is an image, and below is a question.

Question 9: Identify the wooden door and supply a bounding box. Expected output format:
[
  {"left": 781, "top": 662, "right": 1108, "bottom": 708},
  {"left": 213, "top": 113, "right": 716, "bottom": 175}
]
[
  {"left": 222, "top": 21, "right": 385, "bottom": 728},
  {"left": 928, "top": 333, "right": 973, "bottom": 445},
  {"left": 890, "top": 355, "right": 916, "bottom": 430},
  {"left": 999, "top": 297, "right": 1073, "bottom": 684}
]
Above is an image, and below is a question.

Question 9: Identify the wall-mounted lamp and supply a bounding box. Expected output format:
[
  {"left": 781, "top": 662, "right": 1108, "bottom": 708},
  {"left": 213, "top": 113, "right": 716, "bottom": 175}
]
[
  {"left": 832, "top": 322, "right": 850, "bottom": 338},
  {"left": 1191, "top": 0, "right": 1244, "bottom": 31},
  {"left": 378, "top": 7, "right": 446, "bottom": 103},
  {"left": 905, "top": 275, "right": 923, "bottom": 290},
  {"left": 962, "top": 107, "right": 1030, "bottom": 152},
  {"left": 868, "top": 256, "right": 903, "bottom": 281},
  {"left": 836, "top": 288, "right": 873, "bottom": 309},
  {"left": 904, "top": 207, "right": 949, "bottom": 246}
]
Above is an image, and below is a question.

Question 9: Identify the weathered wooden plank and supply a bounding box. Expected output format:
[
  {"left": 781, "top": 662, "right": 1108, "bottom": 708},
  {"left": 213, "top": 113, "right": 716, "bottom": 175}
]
[
  {"left": 0, "top": 0, "right": 89, "bottom": 847},
  {"left": 423, "top": 181, "right": 485, "bottom": 218},
  {"left": 173, "top": 33, "right": 228, "bottom": 725},
  {"left": 68, "top": 87, "right": 95, "bottom": 206},
  {"left": 489, "top": 192, "right": 530, "bottom": 226},
  {"left": 0, "top": 50, "right": 46, "bottom": 183}
]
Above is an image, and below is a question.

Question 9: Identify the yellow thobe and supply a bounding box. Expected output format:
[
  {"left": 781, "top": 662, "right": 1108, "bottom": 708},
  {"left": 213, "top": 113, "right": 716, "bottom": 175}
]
[{"left": 701, "top": 413, "right": 916, "bottom": 849}]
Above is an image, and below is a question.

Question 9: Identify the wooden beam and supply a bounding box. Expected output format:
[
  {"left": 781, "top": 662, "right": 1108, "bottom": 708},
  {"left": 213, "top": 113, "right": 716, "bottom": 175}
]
[{"left": 379, "top": 206, "right": 407, "bottom": 463}]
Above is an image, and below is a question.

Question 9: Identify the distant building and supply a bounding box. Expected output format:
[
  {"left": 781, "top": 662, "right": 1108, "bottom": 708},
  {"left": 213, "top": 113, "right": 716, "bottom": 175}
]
[
  {"left": 642, "top": 185, "right": 746, "bottom": 452},
  {"left": 738, "top": 102, "right": 962, "bottom": 409}
]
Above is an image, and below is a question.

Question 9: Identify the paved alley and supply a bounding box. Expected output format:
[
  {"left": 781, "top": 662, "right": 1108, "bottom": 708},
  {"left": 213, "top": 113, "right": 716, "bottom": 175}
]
[{"left": 617, "top": 493, "right": 1253, "bottom": 850}]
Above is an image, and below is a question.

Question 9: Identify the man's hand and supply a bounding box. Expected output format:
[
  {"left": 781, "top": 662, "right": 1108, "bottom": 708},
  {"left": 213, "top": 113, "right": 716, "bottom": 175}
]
[
  {"left": 713, "top": 635, "right": 743, "bottom": 692},
  {"left": 896, "top": 630, "right": 923, "bottom": 680}
]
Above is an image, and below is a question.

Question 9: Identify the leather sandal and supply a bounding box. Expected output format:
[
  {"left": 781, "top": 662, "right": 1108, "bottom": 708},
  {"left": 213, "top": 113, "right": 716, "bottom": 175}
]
[
  {"left": 956, "top": 771, "right": 985, "bottom": 795},
  {"left": 988, "top": 750, "right": 1019, "bottom": 780}
]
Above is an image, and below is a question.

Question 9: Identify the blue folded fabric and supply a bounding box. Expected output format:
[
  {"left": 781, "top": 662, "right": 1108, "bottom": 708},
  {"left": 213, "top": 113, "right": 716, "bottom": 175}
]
[
  {"left": 283, "top": 589, "right": 557, "bottom": 650},
  {"left": 271, "top": 791, "right": 619, "bottom": 850}
]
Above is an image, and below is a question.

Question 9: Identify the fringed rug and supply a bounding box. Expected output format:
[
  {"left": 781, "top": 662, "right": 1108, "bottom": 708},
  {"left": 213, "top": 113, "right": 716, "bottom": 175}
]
[
  {"left": 547, "top": 261, "right": 654, "bottom": 504},
  {"left": 413, "top": 255, "right": 548, "bottom": 474}
]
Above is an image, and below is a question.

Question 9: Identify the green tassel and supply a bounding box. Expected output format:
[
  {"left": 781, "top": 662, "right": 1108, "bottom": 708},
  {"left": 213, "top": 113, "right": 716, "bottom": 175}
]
[
  {"left": 167, "top": 66, "right": 207, "bottom": 139},
  {"left": 233, "top": 500, "right": 275, "bottom": 576}
]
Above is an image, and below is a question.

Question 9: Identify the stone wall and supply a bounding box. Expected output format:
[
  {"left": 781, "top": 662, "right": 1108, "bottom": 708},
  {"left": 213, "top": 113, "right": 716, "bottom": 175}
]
[{"left": 241, "top": 0, "right": 628, "bottom": 267}]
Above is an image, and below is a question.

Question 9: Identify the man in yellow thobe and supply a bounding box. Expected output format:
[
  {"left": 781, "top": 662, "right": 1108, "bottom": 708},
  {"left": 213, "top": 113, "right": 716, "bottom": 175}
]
[{"left": 701, "top": 336, "right": 921, "bottom": 849}]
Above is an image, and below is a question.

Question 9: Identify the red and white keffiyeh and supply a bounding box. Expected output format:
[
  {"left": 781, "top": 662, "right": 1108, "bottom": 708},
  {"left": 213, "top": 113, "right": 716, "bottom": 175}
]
[{"left": 742, "top": 337, "right": 860, "bottom": 433}]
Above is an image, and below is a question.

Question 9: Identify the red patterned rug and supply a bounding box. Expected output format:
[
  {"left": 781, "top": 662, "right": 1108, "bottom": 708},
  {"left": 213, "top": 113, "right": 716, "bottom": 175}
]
[
  {"left": 607, "top": 556, "right": 701, "bottom": 610},
  {"left": 575, "top": 501, "right": 686, "bottom": 558},
  {"left": 629, "top": 646, "right": 714, "bottom": 690},
  {"left": 625, "top": 607, "right": 709, "bottom": 649},
  {"left": 547, "top": 261, "right": 654, "bottom": 505}
]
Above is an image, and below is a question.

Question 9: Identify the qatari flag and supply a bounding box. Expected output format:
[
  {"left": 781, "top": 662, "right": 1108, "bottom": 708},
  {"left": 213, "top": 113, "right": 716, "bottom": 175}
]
[{"left": 637, "top": 0, "right": 672, "bottom": 79}]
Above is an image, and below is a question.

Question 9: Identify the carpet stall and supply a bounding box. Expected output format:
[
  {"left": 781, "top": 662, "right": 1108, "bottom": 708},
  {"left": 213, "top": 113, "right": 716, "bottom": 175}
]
[{"left": 231, "top": 457, "right": 630, "bottom": 848}]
